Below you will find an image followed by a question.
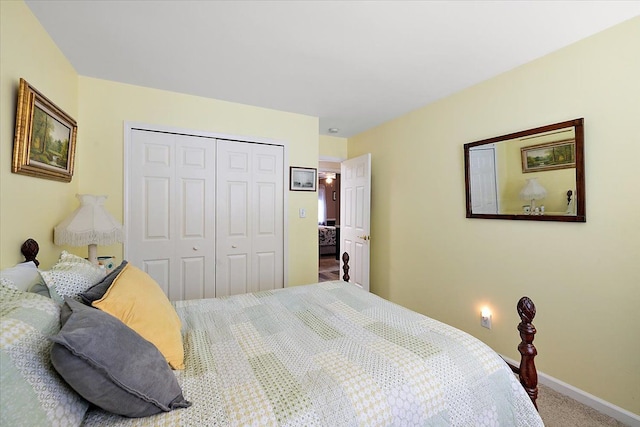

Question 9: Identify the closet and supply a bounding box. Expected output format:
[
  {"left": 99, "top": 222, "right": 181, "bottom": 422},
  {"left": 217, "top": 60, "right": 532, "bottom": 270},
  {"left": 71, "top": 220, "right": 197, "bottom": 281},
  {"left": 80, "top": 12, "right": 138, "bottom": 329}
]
[{"left": 126, "top": 128, "right": 284, "bottom": 300}]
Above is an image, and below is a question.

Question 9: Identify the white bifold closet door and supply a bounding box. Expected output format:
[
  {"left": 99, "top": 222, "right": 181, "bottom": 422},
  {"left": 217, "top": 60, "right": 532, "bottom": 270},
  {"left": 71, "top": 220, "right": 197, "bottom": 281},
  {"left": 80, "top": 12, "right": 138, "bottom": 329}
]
[
  {"left": 129, "top": 130, "right": 216, "bottom": 300},
  {"left": 215, "top": 140, "right": 284, "bottom": 296},
  {"left": 128, "top": 129, "right": 284, "bottom": 300}
]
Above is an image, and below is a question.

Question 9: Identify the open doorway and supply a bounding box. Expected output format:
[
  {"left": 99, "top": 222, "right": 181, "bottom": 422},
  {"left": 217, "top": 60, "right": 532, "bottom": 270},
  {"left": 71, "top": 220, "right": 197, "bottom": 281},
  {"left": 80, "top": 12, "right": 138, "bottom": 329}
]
[{"left": 318, "top": 162, "right": 340, "bottom": 282}]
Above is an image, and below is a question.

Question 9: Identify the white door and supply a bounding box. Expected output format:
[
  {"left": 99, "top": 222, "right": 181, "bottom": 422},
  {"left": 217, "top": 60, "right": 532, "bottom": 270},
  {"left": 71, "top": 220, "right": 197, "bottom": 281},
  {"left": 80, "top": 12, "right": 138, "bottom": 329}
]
[
  {"left": 128, "top": 130, "right": 216, "bottom": 300},
  {"left": 469, "top": 146, "right": 498, "bottom": 214},
  {"left": 340, "top": 153, "right": 371, "bottom": 291},
  {"left": 216, "top": 140, "right": 284, "bottom": 297}
]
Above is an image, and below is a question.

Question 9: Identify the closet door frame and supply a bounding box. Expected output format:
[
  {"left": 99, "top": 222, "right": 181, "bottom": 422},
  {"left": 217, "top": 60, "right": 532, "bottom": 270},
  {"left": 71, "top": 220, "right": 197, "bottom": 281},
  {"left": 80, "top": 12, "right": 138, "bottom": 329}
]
[{"left": 123, "top": 122, "right": 289, "bottom": 289}]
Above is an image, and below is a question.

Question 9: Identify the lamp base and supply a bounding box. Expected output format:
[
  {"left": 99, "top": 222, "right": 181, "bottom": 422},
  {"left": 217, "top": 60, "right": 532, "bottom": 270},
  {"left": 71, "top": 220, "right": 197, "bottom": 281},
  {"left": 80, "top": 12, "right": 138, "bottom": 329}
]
[{"left": 88, "top": 244, "right": 98, "bottom": 264}]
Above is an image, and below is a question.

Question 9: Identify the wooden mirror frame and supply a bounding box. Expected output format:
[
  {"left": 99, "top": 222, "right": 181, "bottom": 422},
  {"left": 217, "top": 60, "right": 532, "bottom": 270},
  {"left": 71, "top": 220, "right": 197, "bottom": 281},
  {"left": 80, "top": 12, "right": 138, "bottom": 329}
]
[{"left": 464, "top": 118, "right": 585, "bottom": 222}]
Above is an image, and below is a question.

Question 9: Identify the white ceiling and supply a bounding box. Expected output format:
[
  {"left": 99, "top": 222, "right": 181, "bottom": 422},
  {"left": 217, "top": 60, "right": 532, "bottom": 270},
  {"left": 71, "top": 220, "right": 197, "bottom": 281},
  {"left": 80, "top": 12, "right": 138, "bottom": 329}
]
[{"left": 25, "top": 1, "right": 640, "bottom": 137}]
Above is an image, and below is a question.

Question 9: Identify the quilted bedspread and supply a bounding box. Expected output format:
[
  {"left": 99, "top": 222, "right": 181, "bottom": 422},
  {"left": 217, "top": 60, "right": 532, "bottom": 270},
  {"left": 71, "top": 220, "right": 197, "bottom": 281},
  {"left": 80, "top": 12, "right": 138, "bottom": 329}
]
[{"left": 82, "top": 281, "right": 543, "bottom": 426}]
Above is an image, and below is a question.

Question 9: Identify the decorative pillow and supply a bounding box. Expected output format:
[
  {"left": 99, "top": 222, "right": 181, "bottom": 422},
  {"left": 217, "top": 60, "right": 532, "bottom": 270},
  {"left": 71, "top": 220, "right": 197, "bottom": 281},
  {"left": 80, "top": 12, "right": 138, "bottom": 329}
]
[
  {"left": 0, "top": 261, "right": 41, "bottom": 292},
  {"left": 27, "top": 280, "right": 60, "bottom": 300},
  {"left": 0, "top": 284, "right": 88, "bottom": 426},
  {"left": 0, "top": 277, "right": 17, "bottom": 289},
  {"left": 50, "top": 298, "right": 191, "bottom": 418},
  {"left": 41, "top": 251, "right": 106, "bottom": 299},
  {"left": 79, "top": 260, "right": 128, "bottom": 305},
  {"left": 92, "top": 264, "right": 185, "bottom": 369}
]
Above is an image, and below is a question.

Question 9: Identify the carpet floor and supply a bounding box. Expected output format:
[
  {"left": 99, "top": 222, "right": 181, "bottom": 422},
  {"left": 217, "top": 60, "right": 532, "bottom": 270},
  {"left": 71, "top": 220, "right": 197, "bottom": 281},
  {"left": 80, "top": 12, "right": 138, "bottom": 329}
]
[{"left": 537, "top": 383, "right": 626, "bottom": 426}]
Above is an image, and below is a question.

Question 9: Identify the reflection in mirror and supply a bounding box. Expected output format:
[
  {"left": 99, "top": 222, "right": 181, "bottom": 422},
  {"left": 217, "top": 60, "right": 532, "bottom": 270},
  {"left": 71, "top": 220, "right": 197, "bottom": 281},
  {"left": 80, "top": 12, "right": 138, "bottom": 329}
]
[{"left": 464, "top": 118, "right": 585, "bottom": 222}]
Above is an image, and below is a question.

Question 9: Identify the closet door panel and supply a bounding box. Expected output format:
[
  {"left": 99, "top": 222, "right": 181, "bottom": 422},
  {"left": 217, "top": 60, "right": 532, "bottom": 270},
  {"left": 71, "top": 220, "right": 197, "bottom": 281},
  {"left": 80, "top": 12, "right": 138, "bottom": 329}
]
[
  {"left": 130, "top": 131, "right": 176, "bottom": 287},
  {"left": 228, "top": 254, "right": 249, "bottom": 296},
  {"left": 217, "top": 141, "right": 252, "bottom": 296},
  {"left": 144, "top": 177, "right": 171, "bottom": 239},
  {"left": 143, "top": 259, "right": 170, "bottom": 296},
  {"left": 129, "top": 130, "right": 215, "bottom": 300},
  {"left": 181, "top": 257, "right": 205, "bottom": 301},
  {"left": 174, "top": 135, "right": 215, "bottom": 300},
  {"left": 217, "top": 141, "right": 283, "bottom": 296},
  {"left": 256, "top": 252, "right": 276, "bottom": 291},
  {"left": 252, "top": 144, "right": 284, "bottom": 292}
]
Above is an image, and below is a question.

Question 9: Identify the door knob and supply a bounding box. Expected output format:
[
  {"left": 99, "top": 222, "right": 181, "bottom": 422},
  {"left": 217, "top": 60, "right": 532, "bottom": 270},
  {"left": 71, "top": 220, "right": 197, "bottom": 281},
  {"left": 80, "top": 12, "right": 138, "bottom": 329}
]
[
  {"left": 193, "top": 246, "right": 199, "bottom": 251},
  {"left": 358, "top": 235, "right": 370, "bottom": 241},
  {"left": 232, "top": 245, "right": 237, "bottom": 249}
]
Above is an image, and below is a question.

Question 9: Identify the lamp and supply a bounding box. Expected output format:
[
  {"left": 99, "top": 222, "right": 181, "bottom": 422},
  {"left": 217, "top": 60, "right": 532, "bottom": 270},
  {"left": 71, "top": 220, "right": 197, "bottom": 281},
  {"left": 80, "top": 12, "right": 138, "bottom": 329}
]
[
  {"left": 54, "top": 194, "right": 123, "bottom": 264},
  {"left": 519, "top": 178, "right": 547, "bottom": 214}
]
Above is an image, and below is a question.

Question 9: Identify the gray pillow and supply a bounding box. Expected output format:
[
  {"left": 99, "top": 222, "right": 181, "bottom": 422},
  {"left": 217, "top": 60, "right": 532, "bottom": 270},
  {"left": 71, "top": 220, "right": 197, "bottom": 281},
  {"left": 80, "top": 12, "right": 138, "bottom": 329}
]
[
  {"left": 49, "top": 298, "right": 191, "bottom": 418},
  {"left": 79, "top": 260, "right": 128, "bottom": 304}
]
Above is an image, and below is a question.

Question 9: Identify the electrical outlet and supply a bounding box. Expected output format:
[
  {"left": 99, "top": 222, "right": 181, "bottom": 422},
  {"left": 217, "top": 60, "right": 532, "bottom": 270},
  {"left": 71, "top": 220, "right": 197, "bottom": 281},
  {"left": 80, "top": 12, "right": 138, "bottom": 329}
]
[{"left": 481, "top": 312, "right": 492, "bottom": 329}]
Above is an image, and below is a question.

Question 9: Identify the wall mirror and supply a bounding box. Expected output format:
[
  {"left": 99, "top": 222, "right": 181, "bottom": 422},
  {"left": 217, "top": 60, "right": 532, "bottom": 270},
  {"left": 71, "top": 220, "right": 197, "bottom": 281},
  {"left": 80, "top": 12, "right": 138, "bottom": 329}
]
[{"left": 464, "top": 118, "right": 585, "bottom": 222}]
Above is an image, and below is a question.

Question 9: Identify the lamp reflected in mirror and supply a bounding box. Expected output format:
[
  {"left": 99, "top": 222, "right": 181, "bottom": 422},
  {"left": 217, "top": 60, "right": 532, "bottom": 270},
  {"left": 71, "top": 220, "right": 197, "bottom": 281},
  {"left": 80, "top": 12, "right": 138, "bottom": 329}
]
[{"left": 519, "top": 178, "right": 547, "bottom": 215}]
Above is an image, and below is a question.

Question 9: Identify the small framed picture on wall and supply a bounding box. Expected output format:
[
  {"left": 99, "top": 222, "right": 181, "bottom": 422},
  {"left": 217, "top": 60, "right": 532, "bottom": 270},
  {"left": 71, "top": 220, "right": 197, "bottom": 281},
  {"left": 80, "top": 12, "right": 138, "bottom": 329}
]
[{"left": 289, "top": 167, "right": 317, "bottom": 191}]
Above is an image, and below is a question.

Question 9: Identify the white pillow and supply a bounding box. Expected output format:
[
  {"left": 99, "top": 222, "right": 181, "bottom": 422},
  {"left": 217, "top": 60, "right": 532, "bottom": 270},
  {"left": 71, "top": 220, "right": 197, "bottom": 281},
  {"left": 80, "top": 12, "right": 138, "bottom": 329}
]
[
  {"left": 0, "top": 261, "right": 40, "bottom": 292},
  {"left": 41, "top": 252, "right": 106, "bottom": 299}
]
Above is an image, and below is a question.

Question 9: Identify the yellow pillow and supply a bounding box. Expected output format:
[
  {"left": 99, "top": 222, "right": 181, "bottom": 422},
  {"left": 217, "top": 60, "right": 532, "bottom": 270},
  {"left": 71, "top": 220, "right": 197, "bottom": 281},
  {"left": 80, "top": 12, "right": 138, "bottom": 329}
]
[{"left": 92, "top": 264, "right": 184, "bottom": 369}]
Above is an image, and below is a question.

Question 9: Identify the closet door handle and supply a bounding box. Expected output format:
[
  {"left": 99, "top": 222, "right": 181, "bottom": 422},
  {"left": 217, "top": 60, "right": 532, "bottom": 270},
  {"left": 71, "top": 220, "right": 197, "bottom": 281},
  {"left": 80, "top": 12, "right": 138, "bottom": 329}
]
[
  {"left": 232, "top": 245, "right": 237, "bottom": 249},
  {"left": 193, "top": 246, "right": 199, "bottom": 251}
]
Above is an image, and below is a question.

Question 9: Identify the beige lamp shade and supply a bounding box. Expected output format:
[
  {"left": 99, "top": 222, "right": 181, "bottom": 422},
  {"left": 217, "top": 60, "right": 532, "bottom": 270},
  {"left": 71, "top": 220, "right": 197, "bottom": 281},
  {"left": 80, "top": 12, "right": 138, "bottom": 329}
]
[
  {"left": 519, "top": 178, "right": 547, "bottom": 213},
  {"left": 54, "top": 194, "right": 123, "bottom": 262},
  {"left": 519, "top": 178, "right": 547, "bottom": 201}
]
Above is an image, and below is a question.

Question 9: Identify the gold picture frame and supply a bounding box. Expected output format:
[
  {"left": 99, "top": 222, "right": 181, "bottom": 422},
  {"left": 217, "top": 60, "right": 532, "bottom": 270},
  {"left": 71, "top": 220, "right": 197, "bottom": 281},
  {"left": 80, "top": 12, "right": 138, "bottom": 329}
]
[
  {"left": 521, "top": 138, "right": 575, "bottom": 173},
  {"left": 12, "top": 78, "right": 77, "bottom": 182}
]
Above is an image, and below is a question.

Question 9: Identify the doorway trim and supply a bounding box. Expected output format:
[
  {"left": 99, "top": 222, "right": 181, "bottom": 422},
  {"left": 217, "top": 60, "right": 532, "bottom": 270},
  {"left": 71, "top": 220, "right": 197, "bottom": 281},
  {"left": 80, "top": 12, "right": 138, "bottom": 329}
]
[{"left": 123, "top": 121, "right": 289, "bottom": 288}]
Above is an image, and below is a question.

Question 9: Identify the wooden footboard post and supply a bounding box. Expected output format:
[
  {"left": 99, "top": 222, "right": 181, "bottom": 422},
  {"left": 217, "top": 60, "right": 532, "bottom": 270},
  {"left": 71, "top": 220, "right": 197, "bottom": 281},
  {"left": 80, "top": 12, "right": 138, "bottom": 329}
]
[
  {"left": 517, "top": 297, "right": 538, "bottom": 409},
  {"left": 341, "top": 252, "right": 350, "bottom": 282}
]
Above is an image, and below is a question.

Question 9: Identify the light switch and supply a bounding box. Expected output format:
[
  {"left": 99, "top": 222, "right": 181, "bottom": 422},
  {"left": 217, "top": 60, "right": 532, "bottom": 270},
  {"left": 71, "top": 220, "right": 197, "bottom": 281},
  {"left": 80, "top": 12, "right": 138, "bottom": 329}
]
[{"left": 299, "top": 208, "right": 306, "bottom": 218}]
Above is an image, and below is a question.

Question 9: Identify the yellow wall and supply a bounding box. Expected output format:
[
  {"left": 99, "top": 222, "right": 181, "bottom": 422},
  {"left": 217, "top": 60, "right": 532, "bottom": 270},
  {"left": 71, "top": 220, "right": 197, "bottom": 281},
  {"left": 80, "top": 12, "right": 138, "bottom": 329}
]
[
  {"left": 76, "top": 77, "right": 319, "bottom": 286},
  {"left": 1, "top": 2, "right": 320, "bottom": 286},
  {"left": 348, "top": 17, "right": 640, "bottom": 413},
  {"left": 319, "top": 134, "right": 347, "bottom": 159},
  {"left": 0, "top": 0, "right": 80, "bottom": 268}
]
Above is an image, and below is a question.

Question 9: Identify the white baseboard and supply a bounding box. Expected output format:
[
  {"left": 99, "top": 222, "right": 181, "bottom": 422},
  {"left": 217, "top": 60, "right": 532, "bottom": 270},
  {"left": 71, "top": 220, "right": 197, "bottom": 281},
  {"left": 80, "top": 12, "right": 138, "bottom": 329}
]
[{"left": 501, "top": 355, "right": 640, "bottom": 427}]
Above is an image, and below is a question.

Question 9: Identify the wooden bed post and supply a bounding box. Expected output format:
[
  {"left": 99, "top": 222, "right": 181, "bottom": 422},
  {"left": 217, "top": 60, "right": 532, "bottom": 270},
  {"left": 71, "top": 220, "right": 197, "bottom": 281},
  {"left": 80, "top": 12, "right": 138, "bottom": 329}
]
[
  {"left": 517, "top": 296, "right": 538, "bottom": 409},
  {"left": 21, "top": 238, "right": 40, "bottom": 266},
  {"left": 341, "top": 252, "right": 350, "bottom": 282}
]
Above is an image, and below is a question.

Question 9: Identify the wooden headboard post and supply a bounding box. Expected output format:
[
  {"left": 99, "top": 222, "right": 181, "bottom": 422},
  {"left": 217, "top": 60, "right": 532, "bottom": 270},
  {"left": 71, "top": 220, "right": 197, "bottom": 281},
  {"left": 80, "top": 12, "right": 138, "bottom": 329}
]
[
  {"left": 517, "top": 296, "right": 538, "bottom": 409},
  {"left": 21, "top": 238, "right": 40, "bottom": 266}
]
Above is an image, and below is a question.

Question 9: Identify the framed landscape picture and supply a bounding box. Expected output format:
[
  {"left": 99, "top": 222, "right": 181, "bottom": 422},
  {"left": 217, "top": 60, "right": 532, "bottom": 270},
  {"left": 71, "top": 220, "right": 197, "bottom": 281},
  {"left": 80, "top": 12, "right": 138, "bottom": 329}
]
[
  {"left": 12, "top": 78, "right": 77, "bottom": 182},
  {"left": 290, "top": 167, "right": 317, "bottom": 191},
  {"left": 521, "top": 139, "right": 575, "bottom": 173}
]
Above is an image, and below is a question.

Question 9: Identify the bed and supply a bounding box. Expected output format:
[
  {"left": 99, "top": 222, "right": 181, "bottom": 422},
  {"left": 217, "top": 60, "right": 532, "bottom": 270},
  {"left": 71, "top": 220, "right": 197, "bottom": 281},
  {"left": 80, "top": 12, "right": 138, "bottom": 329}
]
[
  {"left": 318, "top": 225, "right": 337, "bottom": 256},
  {"left": 1, "top": 239, "right": 542, "bottom": 426}
]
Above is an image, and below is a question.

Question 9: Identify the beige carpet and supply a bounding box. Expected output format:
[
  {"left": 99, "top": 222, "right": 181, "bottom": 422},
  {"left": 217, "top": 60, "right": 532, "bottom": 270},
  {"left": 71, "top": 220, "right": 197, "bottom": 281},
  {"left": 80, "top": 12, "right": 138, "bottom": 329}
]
[{"left": 537, "top": 383, "right": 626, "bottom": 426}]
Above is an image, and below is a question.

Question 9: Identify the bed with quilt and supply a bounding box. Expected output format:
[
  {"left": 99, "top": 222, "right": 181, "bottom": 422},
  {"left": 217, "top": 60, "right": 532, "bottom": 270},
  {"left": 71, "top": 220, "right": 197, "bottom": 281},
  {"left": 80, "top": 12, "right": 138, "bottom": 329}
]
[{"left": 1, "top": 241, "right": 542, "bottom": 426}]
